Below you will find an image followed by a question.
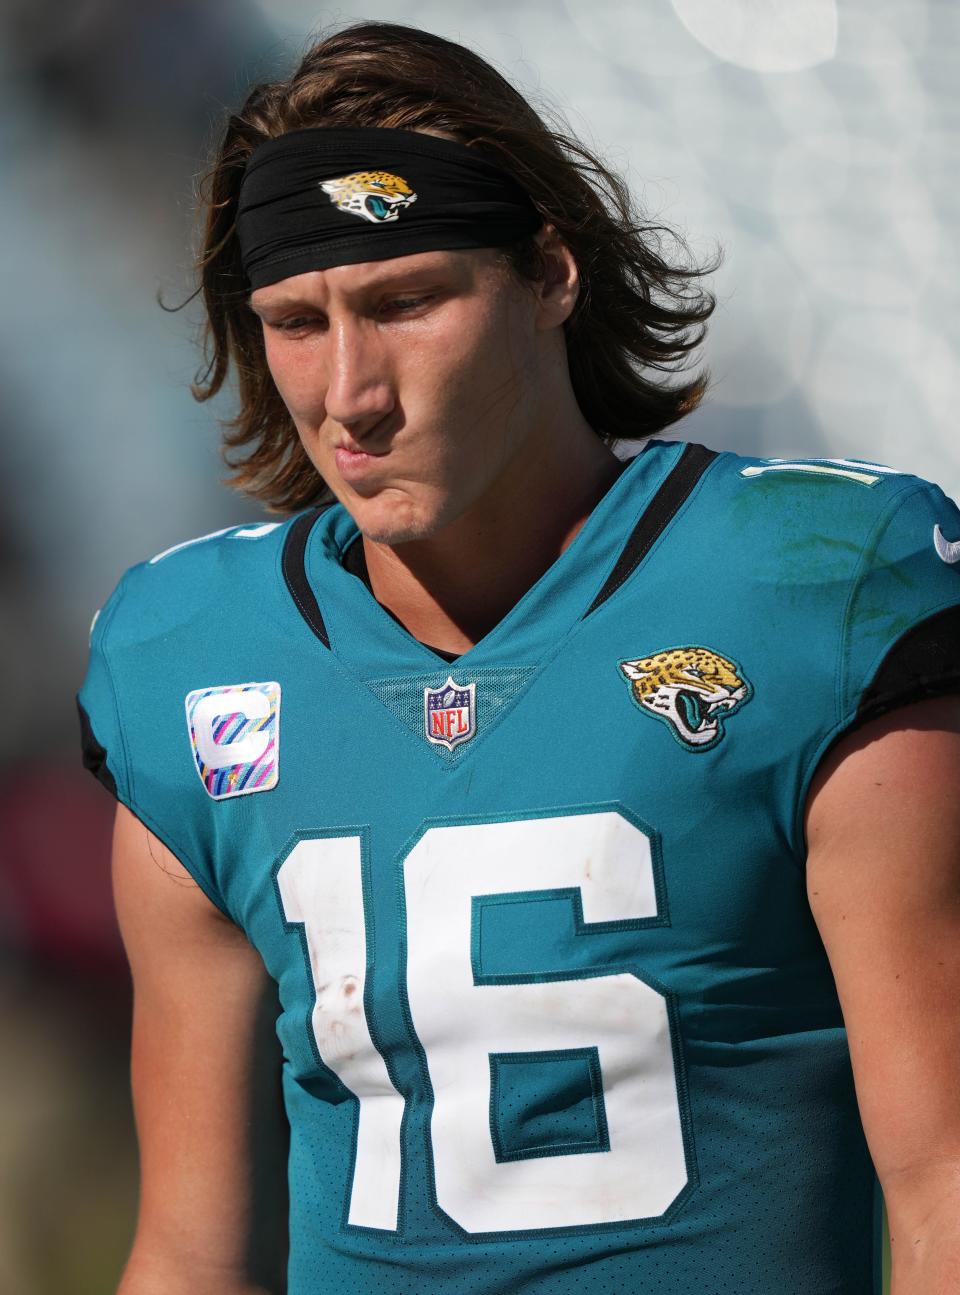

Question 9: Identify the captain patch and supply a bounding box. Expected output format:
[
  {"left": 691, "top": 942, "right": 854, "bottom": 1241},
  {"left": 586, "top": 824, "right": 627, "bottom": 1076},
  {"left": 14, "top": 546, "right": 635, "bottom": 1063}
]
[{"left": 185, "top": 681, "right": 281, "bottom": 799}]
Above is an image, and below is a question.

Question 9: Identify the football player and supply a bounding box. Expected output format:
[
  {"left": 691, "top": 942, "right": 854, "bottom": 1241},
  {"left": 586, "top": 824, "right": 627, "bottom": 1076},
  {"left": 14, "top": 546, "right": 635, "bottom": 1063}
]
[{"left": 79, "top": 20, "right": 960, "bottom": 1295}]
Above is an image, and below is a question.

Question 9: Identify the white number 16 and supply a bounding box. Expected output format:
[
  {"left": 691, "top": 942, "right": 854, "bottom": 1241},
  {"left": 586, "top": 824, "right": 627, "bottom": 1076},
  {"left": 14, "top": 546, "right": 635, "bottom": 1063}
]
[{"left": 276, "top": 810, "right": 690, "bottom": 1235}]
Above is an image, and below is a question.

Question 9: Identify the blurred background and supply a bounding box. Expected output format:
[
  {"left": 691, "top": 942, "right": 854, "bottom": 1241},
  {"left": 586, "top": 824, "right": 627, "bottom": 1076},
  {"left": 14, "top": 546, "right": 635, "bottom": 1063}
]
[{"left": 1, "top": 1, "right": 956, "bottom": 1289}]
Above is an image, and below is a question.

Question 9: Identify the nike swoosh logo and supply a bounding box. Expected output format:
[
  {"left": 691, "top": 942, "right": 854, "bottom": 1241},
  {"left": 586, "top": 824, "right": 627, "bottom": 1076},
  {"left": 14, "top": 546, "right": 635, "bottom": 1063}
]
[{"left": 933, "top": 524, "right": 960, "bottom": 564}]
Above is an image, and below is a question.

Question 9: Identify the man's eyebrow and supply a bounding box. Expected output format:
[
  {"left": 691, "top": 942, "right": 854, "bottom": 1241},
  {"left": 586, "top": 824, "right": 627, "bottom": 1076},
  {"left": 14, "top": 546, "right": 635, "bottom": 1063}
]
[
  {"left": 247, "top": 293, "right": 319, "bottom": 317},
  {"left": 247, "top": 292, "right": 307, "bottom": 315},
  {"left": 248, "top": 263, "right": 454, "bottom": 314}
]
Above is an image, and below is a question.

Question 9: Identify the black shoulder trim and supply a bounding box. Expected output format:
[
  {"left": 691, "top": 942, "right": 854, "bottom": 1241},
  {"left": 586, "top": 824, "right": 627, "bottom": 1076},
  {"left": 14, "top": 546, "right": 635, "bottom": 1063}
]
[
  {"left": 341, "top": 534, "right": 368, "bottom": 583},
  {"left": 853, "top": 604, "right": 960, "bottom": 729},
  {"left": 282, "top": 507, "right": 332, "bottom": 649},
  {"left": 585, "top": 443, "right": 719, "bottom": 617},
  {"left": 77, "top": 699, "right": 118, "bottom": 798}
]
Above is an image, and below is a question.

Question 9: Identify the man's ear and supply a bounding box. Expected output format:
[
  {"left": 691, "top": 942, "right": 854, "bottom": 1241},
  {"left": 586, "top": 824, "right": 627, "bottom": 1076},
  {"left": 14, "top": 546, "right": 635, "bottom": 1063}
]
[{"left": 533, "top": 223, "right": 581, "bottom": 330}]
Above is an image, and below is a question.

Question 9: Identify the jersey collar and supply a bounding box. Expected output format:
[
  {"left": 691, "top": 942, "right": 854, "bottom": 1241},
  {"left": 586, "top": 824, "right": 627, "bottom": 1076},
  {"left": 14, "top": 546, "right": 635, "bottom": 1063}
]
[{"left": 283, "top": 440, "right": 716, "bottom": 678}]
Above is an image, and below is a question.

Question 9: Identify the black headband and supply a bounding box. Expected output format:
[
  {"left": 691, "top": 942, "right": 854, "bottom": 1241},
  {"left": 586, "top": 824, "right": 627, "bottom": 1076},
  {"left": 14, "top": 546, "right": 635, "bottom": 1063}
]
[{"left": 236, "top": 127, "right": 543, "bottom": 290}]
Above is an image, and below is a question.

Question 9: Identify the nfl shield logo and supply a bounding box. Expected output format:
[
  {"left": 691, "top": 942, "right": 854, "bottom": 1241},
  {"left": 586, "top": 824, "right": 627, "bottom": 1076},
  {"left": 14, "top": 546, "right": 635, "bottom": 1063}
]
[{"left": 424, "top": 677, "right": 476, "bottom": 751}]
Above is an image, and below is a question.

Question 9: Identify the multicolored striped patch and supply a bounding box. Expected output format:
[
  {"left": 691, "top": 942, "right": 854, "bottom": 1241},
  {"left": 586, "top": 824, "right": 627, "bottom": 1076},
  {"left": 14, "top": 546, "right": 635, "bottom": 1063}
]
[{"left": 185, "top": 681, "right": 280, "bottom": 800}]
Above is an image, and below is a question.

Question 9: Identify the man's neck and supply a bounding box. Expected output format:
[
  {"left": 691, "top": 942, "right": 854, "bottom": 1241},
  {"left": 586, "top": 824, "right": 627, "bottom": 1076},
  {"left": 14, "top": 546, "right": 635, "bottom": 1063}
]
[{"left": 360, "top": 430, "right": 626, "bottom": 657}]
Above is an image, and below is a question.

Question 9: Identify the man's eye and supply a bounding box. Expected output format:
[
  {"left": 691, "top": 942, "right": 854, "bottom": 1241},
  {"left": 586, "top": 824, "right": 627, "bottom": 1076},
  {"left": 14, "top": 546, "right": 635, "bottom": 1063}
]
[
  {"left": 382, "top": 296, "right": 432, "bottom": 314},
  {"left": 266, "top": 298, "right": 433, "bottom": 332},
  {"left": 273, "top": 317, "right": 316, "bottom": 332}
]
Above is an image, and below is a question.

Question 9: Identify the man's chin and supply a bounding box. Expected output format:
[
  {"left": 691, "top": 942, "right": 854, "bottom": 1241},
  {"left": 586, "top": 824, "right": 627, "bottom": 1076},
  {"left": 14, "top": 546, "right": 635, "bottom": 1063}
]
[
  {"left": 348, "top": 496, "right": 443, "bottom": 547},
  {"left": 336, "top": 477, "right": 475, "bottom": 548}
]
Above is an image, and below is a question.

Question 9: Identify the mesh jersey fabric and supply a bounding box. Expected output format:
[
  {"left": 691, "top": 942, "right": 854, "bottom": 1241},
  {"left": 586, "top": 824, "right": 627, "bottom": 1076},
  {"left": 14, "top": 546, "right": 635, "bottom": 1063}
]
[{"left": 78, "top": 439, "right": 960, "bottom": 1294}]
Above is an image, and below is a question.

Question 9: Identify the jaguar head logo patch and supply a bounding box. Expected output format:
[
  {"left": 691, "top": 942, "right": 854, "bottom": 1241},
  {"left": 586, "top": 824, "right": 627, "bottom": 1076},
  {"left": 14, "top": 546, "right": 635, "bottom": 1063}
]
[
  {"left": 618, "top": 647, "right": 751, "bottom": 750},
  {"left": 320, "top": 170, "right": 418, "bottom": 224}
]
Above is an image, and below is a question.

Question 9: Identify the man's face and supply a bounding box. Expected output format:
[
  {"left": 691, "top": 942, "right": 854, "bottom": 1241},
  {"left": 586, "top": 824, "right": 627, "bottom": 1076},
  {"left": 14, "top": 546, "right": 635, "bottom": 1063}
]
[{"left": 249, "top": 248, "right": 545, "bottom": 545}]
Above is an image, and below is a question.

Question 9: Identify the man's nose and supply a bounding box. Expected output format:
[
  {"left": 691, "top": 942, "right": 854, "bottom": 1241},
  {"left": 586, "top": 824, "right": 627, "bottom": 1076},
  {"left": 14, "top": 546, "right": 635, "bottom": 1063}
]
[{"left": 324, "top": 316, "right": 395, "bottom": 438}]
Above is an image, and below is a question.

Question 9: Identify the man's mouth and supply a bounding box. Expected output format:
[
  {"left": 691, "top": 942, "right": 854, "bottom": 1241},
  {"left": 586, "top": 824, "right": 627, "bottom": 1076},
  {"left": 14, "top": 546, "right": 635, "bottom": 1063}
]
[{"left": 334, "top": 443, "right": 390, "bottom": 481}]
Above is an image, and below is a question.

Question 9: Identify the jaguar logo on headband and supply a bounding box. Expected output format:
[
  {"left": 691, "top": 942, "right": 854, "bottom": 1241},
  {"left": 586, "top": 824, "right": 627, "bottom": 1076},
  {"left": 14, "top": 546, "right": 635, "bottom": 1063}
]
[{"left": 319, "top": 170, "right": 418, "bottom": 224}]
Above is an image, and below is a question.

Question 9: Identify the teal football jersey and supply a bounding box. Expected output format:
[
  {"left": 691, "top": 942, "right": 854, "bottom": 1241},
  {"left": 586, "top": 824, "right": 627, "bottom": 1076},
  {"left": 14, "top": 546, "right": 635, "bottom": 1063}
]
[{"left": 79, "top": 440, "right": 960, "bottom": 1294}]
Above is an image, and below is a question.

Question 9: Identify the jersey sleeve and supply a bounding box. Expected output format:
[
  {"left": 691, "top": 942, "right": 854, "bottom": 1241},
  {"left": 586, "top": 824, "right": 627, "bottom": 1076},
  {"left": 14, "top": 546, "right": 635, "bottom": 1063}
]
[
  {"left": 77, "top": 580, "right": 131, "bottom": 803},
  {"left": 840, "top": 478, "right": 960, "bottom": 729},
  {"left": 77, "top": 571, "right": 233, "bottom": 918}
]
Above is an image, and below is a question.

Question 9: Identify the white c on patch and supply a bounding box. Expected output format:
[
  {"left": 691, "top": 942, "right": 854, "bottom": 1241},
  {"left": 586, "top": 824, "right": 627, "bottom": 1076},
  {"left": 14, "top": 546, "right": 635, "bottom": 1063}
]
[{"left": 185, "top": 681, "right": 281, "bottom": 799}]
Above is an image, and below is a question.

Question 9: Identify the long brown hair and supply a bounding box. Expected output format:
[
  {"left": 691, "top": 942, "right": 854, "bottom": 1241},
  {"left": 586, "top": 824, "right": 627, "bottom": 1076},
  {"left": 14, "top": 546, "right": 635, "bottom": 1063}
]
[{"left": 193, "top": 19, "right": 720, "bottom": 513}]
